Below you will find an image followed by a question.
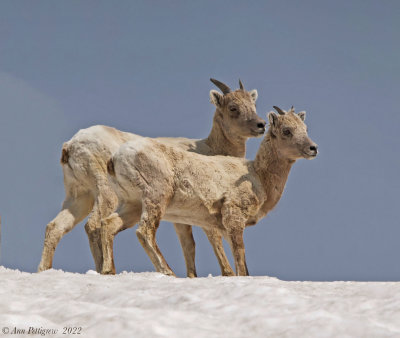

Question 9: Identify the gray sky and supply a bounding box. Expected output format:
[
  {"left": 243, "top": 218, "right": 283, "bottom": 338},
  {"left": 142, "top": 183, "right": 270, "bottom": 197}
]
[{"left": 0, "top": 1, "right": 399, "bottom": 281}]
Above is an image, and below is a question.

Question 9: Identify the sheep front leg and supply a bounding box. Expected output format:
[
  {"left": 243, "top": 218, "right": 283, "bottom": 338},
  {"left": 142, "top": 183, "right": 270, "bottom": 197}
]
[
  {"left": 136, "top": 203, "right": 175, "bottom": 276},
  {"left": 202, "top": 228, "right": 235, "bottom": 276},
  {"left": 227, "top": 228, "right": 247, "bottom": 276},
  {"left": 173, "top": 223, "right": 197, "bottom": 278},
  {"left": 222, "top": 205, "right": 248, "bottom": 276}
]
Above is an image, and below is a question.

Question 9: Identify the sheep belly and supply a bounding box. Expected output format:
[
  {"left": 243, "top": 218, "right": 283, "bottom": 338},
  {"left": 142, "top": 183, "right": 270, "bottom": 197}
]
[
  {"left": 163, "top": 177, "right": 225, "bottom": 229},
  {"left": 163, "top": 206, "right": 222, "bottom": 230}
]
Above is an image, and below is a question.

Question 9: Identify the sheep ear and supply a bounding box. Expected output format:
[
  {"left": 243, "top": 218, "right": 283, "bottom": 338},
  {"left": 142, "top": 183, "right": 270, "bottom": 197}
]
[
  {"left": 249, "top": 89, "right": 258, "bottom": 102},
  {"left": 298, "top": 111, "right": 306, "bottom": 121},
  {"left": 210, "top": 90, "right": 223, "bottom": 107},
  {"left": 268, "top": 111, "right": 278, "bottom": 126}
]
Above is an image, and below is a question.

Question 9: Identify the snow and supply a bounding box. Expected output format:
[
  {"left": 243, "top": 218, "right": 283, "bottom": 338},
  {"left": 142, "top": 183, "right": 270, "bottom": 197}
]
[{"left": 1, "top": 267, "right": 400, "bottom": 337}]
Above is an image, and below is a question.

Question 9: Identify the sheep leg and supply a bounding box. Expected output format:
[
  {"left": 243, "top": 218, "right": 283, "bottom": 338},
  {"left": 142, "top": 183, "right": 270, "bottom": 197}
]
[
  {"left": 136, "top": 203, "right": 175, "bottom": 276},
  {"left": 84, "top": 222, "right": 102, "bottom": 273},
  {"left": 38, "top": 193, "right": 93, "bottom": 272},
  {"left": 222, "top": 204, "right": 247, "bottom": 276},
  {"left": 100, "top": 213, "right": 122, "bottom": 275},
  {"left": 173, "top": 223, "right": 197, "bottom": 278},
  {"left": 101, "top": 204, "right": 141, "bottom": 275},
  {"left": 203, "top": 228, "right": 235, "bottom": 276},
  {"left": 84, "top": 184, "right": 118, "bottom": 273},
  {"left": 226, "top": 228, "right": 247, "bottom": 276}
]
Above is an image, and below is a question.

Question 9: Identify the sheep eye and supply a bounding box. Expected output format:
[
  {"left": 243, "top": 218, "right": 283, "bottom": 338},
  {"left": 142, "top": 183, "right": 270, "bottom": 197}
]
[
  {"left": 229, "top": 107, "right": 237, "bottom": 112},
  {"left": 282, "top": 129, "right": 291, "bottom": 136}
]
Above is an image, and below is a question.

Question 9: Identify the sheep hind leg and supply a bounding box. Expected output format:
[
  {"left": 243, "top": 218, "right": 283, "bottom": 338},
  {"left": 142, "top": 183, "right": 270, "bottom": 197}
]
[
  {"left": 136, "top": 204, "right": 175, "bottom": 277},
  {"left": 173, "top": 223, "right": 197, "bottom": 278},
  {"left": 203, "top": 228, "right": 235, "bottom": 276},
  {"left": 38, "top": 193, "right": 93, "bottom": 272},
  {"left": 84, "top": 186, "right": 118, "bottom": 273},
  {"left": 101, "top": 204, "right": 141, "bottom": 275}
]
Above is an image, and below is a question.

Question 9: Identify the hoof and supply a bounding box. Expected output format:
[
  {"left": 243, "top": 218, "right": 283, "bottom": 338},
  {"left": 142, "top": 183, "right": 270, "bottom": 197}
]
[
  {"left": 162, "top": 269, "right": 176, "bottom": 277},
  {"left": 37, "top": 265, "right": 50, "bottom": 273},
  {"left": 101, "top": 269, "right": 116, "bottom": 275},
  {"left": 222, "top": 270, "right": 235, "bottom": 277}
]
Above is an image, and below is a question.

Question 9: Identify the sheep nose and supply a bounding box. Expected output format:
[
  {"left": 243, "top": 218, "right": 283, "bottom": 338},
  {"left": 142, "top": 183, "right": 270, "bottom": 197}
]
[
  {"left": 257, "top": 122, "right": 266, "bottom": 129},
  {"left": 309, "top": 145, "right": 318, "bottom": 153}
]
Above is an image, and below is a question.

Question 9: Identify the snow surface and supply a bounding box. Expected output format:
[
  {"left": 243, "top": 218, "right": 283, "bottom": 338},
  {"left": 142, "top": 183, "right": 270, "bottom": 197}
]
[{"left": 1, "top": 267, "right": 400, "bottom": 337}]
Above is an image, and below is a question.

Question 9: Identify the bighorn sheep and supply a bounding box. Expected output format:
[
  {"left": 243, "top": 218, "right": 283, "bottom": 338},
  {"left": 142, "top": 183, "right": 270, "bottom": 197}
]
[
  {"left": 38, "top": 79, "right": 265, "bottom": 276},
  {"left": 102, "top": 106, "right": 318, "bottom": 276}
]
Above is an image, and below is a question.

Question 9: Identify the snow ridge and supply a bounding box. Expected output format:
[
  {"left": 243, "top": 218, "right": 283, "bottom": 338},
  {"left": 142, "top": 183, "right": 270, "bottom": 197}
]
[{"left": 0, "top": 267, "right": 399, "bottom": 337}]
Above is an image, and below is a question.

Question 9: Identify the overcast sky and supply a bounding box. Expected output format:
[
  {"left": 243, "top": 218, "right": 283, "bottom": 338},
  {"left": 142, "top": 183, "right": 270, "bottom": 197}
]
[{"left": 0, "top": 1, "right": 399, "bottom": 281}]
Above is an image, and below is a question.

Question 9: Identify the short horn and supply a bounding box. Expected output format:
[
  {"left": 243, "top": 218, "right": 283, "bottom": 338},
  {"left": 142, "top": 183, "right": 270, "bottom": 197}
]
[
  {"left": 210, "top": 78, "right": 231, "bottom": 95},
  {"left": 289, "top": 105, "right": 295, "bottom": 113},
  {"left": 239, "top": 79, "right": 244, "bottom": 90},
  {"left": 273, "top": 106, "right": 286, "bottom": 115}
]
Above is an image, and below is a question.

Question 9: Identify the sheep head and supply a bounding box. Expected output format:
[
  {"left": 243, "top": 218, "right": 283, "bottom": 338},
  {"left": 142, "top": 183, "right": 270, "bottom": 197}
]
[
  {"left": 209, "top": 78, "right": 266, "bottom": 138},
  {"left": 267, "top": 106, "right": 318, "bottom": 160}
]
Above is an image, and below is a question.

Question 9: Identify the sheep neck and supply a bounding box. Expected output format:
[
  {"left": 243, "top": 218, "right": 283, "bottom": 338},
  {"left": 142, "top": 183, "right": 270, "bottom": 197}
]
[
  {"left": 204, "top": 110, "right": 246, "bottom": 157},
  {"left": 253, "top": 131, "right": 294, "bottom": 211}
]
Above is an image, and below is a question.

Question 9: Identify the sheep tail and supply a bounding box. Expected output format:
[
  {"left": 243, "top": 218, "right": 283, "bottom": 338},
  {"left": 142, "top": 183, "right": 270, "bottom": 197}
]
[
  {"left": 60, "top": 143, "right": 69, "bottom": 164},
  {"left": 107, "top": 158, "right": 115, "bottom": 176}
]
